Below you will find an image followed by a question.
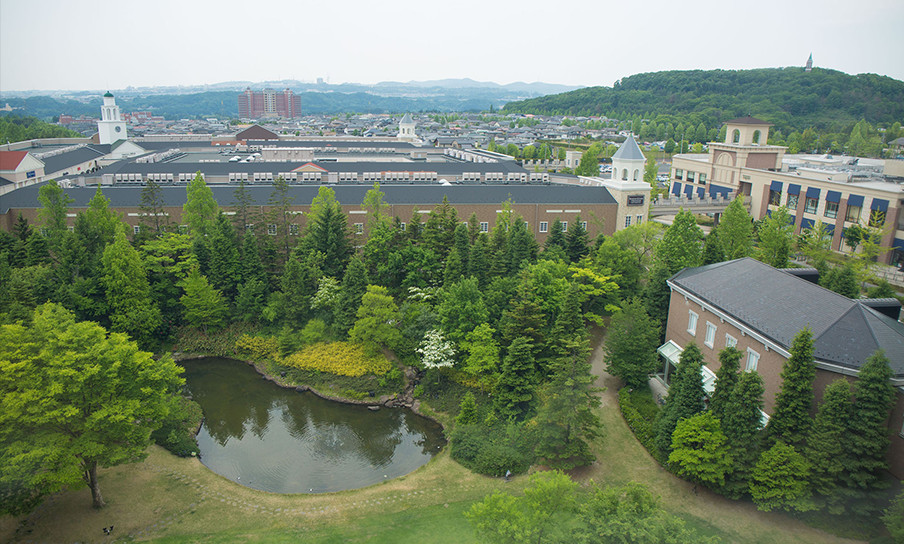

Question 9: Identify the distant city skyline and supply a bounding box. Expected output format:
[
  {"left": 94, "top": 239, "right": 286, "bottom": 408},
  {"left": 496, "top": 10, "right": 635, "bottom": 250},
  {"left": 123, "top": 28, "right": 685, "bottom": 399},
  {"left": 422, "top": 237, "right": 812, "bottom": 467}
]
[{"left": 1, "top": 0, "right": 903, "bottom": 93}]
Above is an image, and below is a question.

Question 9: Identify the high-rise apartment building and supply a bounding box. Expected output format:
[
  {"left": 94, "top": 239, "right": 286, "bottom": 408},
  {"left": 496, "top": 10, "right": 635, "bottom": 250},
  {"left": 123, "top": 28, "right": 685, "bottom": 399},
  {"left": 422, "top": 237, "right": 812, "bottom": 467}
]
[{"left": 238, "top": 88, "right": 301, "bottom": 119}]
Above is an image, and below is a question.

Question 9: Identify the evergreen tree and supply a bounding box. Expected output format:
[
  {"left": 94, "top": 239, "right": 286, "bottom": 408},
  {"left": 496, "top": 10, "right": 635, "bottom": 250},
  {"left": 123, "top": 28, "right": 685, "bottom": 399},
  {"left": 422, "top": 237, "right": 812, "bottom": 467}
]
[
  {"left": 207, "top": 213, "right": 242, "bottom": 302},
  {"left": 101, "top": 228, "right": 162, "bottom": 347},
  {"left": 656, "top": 209, "right": 703, "bottom": 272},
  {"left": 277, "top": 251, "right": 322, "bottom": 327},
  {"left": 500, "top": 279, "right": 546, "bottom": 358},
  {"left": 765, "top": 328, "right": 815, "bottom": 449},
  {"left": 422, "top": 196, "right": 458, "bottom": 261},
  {"left": 544, "top": 219, "right": 566, "bottom": 253},
  {"left": 442, "top": 247, "right": 464, "bottom": 286},
  {"left": 565, "top": 216, "right": 590, "bottom": 262},
  {"left": 349, "top": 285, "right": 402, "bottom": 355},
  {"left": 335, "top": 256, "right": 369, "bottom": 335},
  {"left": 721, "top": 370, "right": 765, "bottom": 498},
  {"left": 494, "top": 336, "right": 536, "bottom": 421},
  {"left": 182, "top": 172, "right": 218, "bottom": 238},
  {"left": 438, "top": 277, "right": 488, "bottom": 344},
  {"left": 302, "top": 187, "right": 352, "bottom": 278},
  {"left": 506, "top": 217, "right": 537, "bottom": 273},
  {"left": 805, "top": 379, "right": 852, "bottom": 513},
  {"left": 603, "top": 298, "right": 661, "bottom": 388},
  {"left": 453, "top": 222, "right": 471, "bottom": 272},
  {"left": 241, "top": 229, "right": 267, "bottom": 287},
  {"left": 456, "top": 392, "right": 479, "bottom": 425},
  {"left": 36, "top": 179, "right": 73, "bottom": 252},
  {"left": 750, "top": 441, "right": 813, "bottom": 512},
  {"left": 267, "top": 176, "right": 296, "bottom": 261},
  {"left": 468, "top": 233, "right": 489, "bottom": 289},
  {"left": 25, "top": 232, "right": 50, "bottom": 266},
  {"left": 655, "top": 343, "right": 705, "bottom": 455},
  {"left": 709, "top": 346, "right": 742, "bottom": 422},
  {"left": 139, "top": 179, "right": 169, "bottom": 235},
  {"left": 230, "top": 179, "right": 259, "bottom": 235},
  {"left": 701, "top": 227, "right": 726, "bottom": 265},
  {"left": 179, "top": 265, "right": 228, "bottom": 332}
]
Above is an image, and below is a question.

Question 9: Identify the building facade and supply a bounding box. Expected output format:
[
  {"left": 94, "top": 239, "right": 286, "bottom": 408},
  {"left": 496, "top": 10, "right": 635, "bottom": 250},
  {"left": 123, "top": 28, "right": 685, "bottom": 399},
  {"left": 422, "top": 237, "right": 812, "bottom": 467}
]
[{"left": 238, "top": 88, "right": 302, "bottom": 119}]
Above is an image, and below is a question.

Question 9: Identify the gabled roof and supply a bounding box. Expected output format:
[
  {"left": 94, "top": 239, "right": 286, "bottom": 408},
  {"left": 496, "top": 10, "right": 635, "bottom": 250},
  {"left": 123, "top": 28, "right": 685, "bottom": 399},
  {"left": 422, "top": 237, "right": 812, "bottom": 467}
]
[
  {"left": 612, "top": 135, "right": 645, "bottom": 161},
  {"left": 724, "top": 116, "right": 772, "bottom": 126},
  {"left": 0, "top": 151, "right": 29, "bottom": 171},
  {"left": 400, "top": 113, "right": 414, "bottom": 125},
  {"left": 669, "top": 257, "right": 904, "bottom": 376},
  {"left": 236, "top": 125, "right": 279, "bottom": 140}
]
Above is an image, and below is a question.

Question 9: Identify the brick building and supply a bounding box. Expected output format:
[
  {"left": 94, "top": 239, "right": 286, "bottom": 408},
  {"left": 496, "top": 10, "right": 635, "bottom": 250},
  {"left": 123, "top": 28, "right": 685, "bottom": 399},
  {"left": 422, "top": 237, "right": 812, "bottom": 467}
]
[{"left": 238, "top": 88, "right": 301, "bottom": 119}]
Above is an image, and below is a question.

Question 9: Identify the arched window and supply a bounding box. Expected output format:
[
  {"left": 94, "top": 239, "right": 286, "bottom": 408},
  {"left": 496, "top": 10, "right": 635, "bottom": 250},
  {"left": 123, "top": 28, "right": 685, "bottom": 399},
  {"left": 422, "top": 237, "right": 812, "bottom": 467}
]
[
  {"left": 732, "top": 129, "right": 740, "bottom": 143},
  {"left": 633, "top": 169, "right": 640, "bottom": 181},
  {"left": 621, "top": 169, "right": 628, "bottom": 181},
  {"left": 753, "top": 130, "right": 761, "bottom": 144}
]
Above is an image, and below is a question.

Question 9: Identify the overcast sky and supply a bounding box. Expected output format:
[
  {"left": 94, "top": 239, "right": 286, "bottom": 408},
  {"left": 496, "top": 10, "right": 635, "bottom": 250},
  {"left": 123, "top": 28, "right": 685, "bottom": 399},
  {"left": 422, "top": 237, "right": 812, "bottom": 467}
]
[{"left": 2, "top": 0, "right": 902, "bottom": 92}]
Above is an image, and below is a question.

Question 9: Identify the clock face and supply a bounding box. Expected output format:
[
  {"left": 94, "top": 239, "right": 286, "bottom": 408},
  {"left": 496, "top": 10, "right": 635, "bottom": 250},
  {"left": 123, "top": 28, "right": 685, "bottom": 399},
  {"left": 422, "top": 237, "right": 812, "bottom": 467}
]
[{"left": 115, "top": 126, "right": 122, "bottom": 133}]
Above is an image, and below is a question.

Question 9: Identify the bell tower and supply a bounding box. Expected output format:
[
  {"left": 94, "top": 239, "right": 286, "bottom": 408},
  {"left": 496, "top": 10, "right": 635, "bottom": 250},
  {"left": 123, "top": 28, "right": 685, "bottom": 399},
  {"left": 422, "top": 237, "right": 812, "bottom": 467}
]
[{"left": 97, "top": 91, "right": 127, "bottom": 144}]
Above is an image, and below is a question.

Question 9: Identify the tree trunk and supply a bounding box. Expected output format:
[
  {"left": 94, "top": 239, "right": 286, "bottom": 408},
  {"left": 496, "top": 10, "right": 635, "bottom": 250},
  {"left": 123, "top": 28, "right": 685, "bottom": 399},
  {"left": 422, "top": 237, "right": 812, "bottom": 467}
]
[{"left": 86, "top": 462, "right": 106, "bottom": 509}]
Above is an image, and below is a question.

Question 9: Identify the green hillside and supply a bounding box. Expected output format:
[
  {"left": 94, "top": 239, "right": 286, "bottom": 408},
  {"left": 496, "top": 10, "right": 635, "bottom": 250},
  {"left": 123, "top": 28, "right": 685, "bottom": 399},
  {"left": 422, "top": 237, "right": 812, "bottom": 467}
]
[{"left": 503, "top": 67, "right": 904, "bottom": 134}]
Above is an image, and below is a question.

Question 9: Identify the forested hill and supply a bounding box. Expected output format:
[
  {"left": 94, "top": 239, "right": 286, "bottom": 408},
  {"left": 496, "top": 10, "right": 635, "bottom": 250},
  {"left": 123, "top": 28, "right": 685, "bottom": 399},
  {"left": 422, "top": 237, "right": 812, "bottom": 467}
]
[{"left": 502, "top": 68, "right": 904, "bottom": 132}]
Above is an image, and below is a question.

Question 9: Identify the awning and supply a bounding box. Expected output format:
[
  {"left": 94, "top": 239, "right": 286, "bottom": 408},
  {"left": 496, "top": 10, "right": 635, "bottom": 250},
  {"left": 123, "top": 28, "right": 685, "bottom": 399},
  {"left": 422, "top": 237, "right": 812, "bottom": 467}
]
[
  {"left": 806, "top": 187, "right": 821, "bottom": 199},
  {"left": 788, "top": 184, "right": 801, "bottom": 195},
  {"left": 770, "top": 180, "right": 783, "bottom": 192},
  {"left": 656, "top": 341, "right": 717, "bottom": 396},
  {"left": 825, "top": 190, "right": 841, "bottom": 203},
  {"left": 709, "top": 184, "right": 732, "bottom": 198},
  {"left": 894, "top": 238, "right": 904, "bottom": 251},
  {"left": 824, "top": 224, "right": 835, "bottom": 234},
  {"left": 697, "top": 188, "right": 705, "bottom": 199},
  {"left": 672, "top": 182, "right": 682, "bottom": 196},
  {"left": 684, "top": 184, "right": 695, "bottom": 197},
  {"left": 847, "top": 194, "right": 864, "bottom": 208},
  {"left": 800, "top": 218, "right": 815, "bottom": 230},
  {"left": 871, "top": 198, "right": 889, "bottom": 212}
]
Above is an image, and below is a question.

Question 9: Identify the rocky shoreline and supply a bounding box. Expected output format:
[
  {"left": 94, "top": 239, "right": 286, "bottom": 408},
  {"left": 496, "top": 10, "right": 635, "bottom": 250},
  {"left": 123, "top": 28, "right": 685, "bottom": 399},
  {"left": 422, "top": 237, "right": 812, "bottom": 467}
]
[{"left": 171, "top": 352, "right": 442, "bottom": 427}]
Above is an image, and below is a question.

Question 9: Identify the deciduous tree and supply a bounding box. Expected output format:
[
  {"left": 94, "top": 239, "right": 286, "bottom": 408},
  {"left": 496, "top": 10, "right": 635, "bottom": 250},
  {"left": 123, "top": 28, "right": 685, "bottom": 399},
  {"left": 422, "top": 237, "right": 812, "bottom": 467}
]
[{"left": 668, "top": 412, "right": 732, "bottom": 488}]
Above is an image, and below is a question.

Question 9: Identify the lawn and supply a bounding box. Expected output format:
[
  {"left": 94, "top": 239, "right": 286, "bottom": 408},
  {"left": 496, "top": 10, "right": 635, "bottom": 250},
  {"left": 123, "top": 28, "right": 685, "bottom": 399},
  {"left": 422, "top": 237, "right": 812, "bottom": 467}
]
[{"left": 0, "top": 331, "right": 865, "bottom": 544}]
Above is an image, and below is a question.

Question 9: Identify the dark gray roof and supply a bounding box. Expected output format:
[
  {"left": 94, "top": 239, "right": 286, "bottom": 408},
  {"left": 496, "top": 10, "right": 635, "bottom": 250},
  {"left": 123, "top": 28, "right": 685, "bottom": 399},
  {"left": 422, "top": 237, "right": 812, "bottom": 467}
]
[
  {"left": 247, "top": 140, "right": 420, "bottom": 149},
  {"left": 400, "top": 113, "right": 414, "bottom": 125},
  {"left": 669, "top": 258, "right": 904, "bottom": 376},
  {"left": 41, "top": 146, "right": 107, "bottom": 175},
  {"left": 1, "top": 182, "right": 616, "bottom": 213},
  {"left": 612, "top": 135, "right": 645, "bottom": 161}
]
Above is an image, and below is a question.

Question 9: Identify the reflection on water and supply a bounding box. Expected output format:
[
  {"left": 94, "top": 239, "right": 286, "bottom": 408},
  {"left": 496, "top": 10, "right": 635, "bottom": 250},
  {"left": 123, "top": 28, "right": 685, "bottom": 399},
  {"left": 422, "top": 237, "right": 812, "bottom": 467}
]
[{"left": 182, "top": 357, "right": 445, "bottom": 493}]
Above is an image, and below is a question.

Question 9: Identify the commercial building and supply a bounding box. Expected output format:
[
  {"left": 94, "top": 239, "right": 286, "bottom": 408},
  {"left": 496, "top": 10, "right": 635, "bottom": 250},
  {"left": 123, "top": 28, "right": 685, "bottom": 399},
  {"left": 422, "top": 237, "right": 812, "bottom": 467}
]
[
  {"left": 670, "top": 117, "right": 904, "bottom": 265},
  {"left": 658, "top": 258, "right": 904, "bottom": 478},
  {"left": 238, "top": 88, "right": 302, "bottom": 119}
]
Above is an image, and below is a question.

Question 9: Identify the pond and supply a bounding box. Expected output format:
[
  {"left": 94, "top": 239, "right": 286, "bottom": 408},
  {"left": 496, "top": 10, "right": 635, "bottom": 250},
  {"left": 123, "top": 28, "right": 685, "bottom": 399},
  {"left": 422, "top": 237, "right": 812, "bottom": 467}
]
[{"left": 182, "top": 357, "right": 445, "bottom": 494}]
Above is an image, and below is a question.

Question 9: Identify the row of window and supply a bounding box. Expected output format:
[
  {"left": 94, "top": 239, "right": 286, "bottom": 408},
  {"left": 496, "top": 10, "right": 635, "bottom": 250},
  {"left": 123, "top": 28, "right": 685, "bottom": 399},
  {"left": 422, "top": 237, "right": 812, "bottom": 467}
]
[
  {"left": 687, "top": 310, "right": 759, "bottom": 371},
  {"left": 131, "top": 220, "right": 594, "bottom": 236},
  {"left": 770, "top": 190, "right": 882, "bottom": 226},
  {"left": 673, "top": 169, "right": 707, "bottom": 185}
]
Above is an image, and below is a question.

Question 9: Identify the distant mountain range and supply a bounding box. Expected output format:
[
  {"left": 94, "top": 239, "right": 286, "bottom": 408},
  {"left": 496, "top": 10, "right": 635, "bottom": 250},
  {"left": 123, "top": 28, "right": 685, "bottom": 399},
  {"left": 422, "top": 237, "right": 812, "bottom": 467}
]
[{"left": 0, "top": 79, "right": 581, "bottom": 120}]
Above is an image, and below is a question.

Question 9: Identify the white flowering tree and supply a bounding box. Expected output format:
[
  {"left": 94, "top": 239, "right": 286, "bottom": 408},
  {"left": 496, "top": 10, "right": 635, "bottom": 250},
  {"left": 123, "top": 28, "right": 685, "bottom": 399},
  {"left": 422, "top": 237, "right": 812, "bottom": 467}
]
[{"left": 416, "top": 329, "right": 456, "bottom": 369}]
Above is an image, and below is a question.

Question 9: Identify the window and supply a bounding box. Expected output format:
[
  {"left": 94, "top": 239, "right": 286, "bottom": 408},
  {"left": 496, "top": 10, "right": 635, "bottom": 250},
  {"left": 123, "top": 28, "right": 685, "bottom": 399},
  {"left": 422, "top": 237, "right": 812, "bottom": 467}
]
[
  {"left": 732, "top": 129, "right": 740, "bottom": 143},
  {"left": 686, "top": 171, "right": 695, "bottom": 183},
  {"left": 133, "top": 225, "right": 141, "bottom": 235},
  {"left": 636, "top": 215, "right": 643, "bottom": 224},
  {"left": 178, "top": 225, "right": 188, "bottom": 234},
  {"left": 539, "top": 221, "right": 548, "bottom": 233},
  {"left": 625, "top": 215, "right": 632, "bottom": 227},
  {"left": 699, "top": 173, "right": 706, "bottom": 184},
  {"left": 687, "top": 310, "right": 698, "bottom": 336},
  {"left": 725, "top": 334, "right": 737, "bottom": 348},
  {"left": 746, "top": 348, "right": 760, "bottom": 372},
  {"left": 704, "top": 322, "right": 716, "bottom": 348},
  {"left": 824, "top": 201, "right": 838, "bottom": 219},
  {"left": 787, "top": 194, "right": 799, "bottom": 209},
  {"left": 769, "top": 190, "right": 782, "bottom": 206},
  {"left": 354, "top": 223, "right": 364, "bottom": 234},
  {"left": 845, "top": 205, "right": 861, "bottom": 223},
  {"left": 399, "top": 222, "right": 406, "bottom": 231},
  {"left": 245, "top": 223, "right": 254, "bottom": 233},
  {"left": 268, "top": 224, "right": 277, "bottom": 235},
  {"left": 561, "top": 221, "right": 568, "bottom": 232},
  {"left": 869, "top": 209, "right": 886, "bottom": 228},
  {"left": 289, "top": 224, "right": 299, "bottom": 236},
  {"left": 804, "top": 197, "right": 818, "bottom": 214},
  {"left": 479, "top": 222, "right": 489, "bottom": 232},
  {"left": 67, "top": 226, "right": 75, "bottom": 233},
  {"left": 581, "top": 221, "right": 587, "bottom": 230},
  {"left": 675, "top": 169, "right": 684, "bottom": 180}
]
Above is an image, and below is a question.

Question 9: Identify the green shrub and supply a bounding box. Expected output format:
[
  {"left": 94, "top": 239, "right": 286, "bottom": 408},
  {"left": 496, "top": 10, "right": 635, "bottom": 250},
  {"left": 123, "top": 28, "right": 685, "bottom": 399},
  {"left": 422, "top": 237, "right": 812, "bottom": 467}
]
[
  {"left": 618, "top": 387, "right": 666, "bottom": 464},
  {"left": 450, "top": 422, "right": 534, "bottom": 476},
  {"left": 152, "top": 396, "right": 203, "bottom": 457},
  {"left": 175, "top": 322, "right": 260, "bottom": 357}
]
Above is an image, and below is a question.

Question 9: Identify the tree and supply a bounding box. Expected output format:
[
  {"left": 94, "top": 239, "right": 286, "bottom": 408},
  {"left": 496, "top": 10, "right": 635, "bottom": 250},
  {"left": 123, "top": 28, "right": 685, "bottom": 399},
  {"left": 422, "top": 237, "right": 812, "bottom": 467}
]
[
  {"left": 756, "top": 206, "right": 793, "bottom": 268},
  {"left": 101, "top": 228, "right": 162, "bottom": 347},
  {"left": 207, "top": 213, "right": 243, "bottom": 302},
  {"left": 36, "top": 179, "right": 73, "bottom": 250},
  {"left": 139, "top": 179, "right": 169, "bottom": 235},
  {"left": 721, "top": 370, "right": 765, "bottom": 498},
  {"left": 603, "top": 298, "right": 661, "bottom": 388},
  {"left": 182, "top": 172, "right": 218, "bottom": 238},
  {"left": 764, "top": 328, "right": 815, "bottom": 449},
  {"left": 349, "top": 285, "right": 402, "bottom": 354},
  {"left": 179, "top": 265, "right": 228, "bottom": 332},
  {"left": 494, "top": 336, "right": 536, "bottom": 421},
  {"left": 575, "top": 150, "right": 599, "bottom": 176},
  {"left": 643, "top": 156, "right": 658, "bottom": 189},
  {"left": 416, "top": 329, "right": 456, "bottom": 369},
  {"left": 267, "top": 176, "right": 297, "bottom": 261},
  {"left": 750, "top": 441, "right": 813, "bottom": 512},
  {"left": 230, "top": 178, "right": 259, "bottom": 235},
  {"left": 461, "top": 323, "right": 501, "bottom": 385},
  {"left": 438, "top": 277, "right": 488, "bottom": 344},
  {"left": 805, "top": 379, "right": 852, "bottom": 513},
  {"left": 656, "top": 209, "right": 703, "bottom": 272},
  {"left": 655, "top": 343, "right": 705, "bottom": 455},
  {"left": 565, "top": 216, "right": 589, "bottom": 263},
  {"left": 466, "top": 470, "right": 577, "bottom": 544},
  {"left": 362, "top": 182, "right": 389, "bottom": 231},
  {"left": 719, "top": 197, "right": 754, "bottom": 259},
  {"left": 709, "top": 346, "right": 742, "bottom": 422},
  {"left": 544, "top": 219, "right": 566, "bottom": 253},
  {"left": 668, "top": 412, "right": 732, "bottom": 489},
  {"left": 883, "top": 488, "right": 904, "bottom": 544},
  {"left": 335, "top": 257, "right": 369, "bottom": 335},
  {"left": 303, "top": 186, "right": 352, "bottom": 277},
  {"left": 0, "top": 303, "right": 183, "bottom": 509},
  {"left": 456, "top": 392, "right": 479, "bottom": 425}
]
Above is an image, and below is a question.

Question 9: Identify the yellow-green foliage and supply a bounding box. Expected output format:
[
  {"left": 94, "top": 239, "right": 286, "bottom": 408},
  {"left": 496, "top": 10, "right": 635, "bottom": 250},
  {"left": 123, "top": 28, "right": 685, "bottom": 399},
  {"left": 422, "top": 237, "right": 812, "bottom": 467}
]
[
  {"left": 234, "top": 334, "right": 281, "bottom": 361},
  {"left": 284, "top": 342, "right": 392, "bottom": 377}
]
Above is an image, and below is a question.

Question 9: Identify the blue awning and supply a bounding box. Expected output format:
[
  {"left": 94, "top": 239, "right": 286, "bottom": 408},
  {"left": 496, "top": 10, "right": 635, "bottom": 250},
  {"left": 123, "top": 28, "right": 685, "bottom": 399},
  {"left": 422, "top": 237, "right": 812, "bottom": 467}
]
[
  {"left": 894, "top": 238, "right": 904, "bottom": 251},
  {"left": 847, "top": 194, "right": 864, "bottom": 208},
  {"left": 788, "top": 184, "right": 801, "bottom": 195},
  {"left": 684, "top": 184, "right": 695, "bottom": 197},
  {"left": 697, "top": 188, "right": 705, "bottom": 199},
  {"left": 708, "top": 184, "right": 732, "bottom": 198},
  {"left": 871, "top": 198, "right": 889, "bottom": 212},
  {"left": 806, "top": 187, "right": 821, "bottom": 199},
  {"left": 800, "top": 218, "right": 815, "bottom": 230},
  {"left": 770, "top": 180, "right": 783, "bottom": 192},
  {"left": 824, "top": 224, "right": 835, "bottom": 234},
  {"left": 672, "top": 182, "right": 682, "bottom": 196},
  {"left": 825, "top": 191, "right": 841, "bottom": 203}
]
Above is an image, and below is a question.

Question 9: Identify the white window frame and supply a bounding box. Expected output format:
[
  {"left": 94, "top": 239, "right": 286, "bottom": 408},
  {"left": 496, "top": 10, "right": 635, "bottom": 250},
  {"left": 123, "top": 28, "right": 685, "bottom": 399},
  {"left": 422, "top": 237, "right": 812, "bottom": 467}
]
[
  {"left": 625, "top": 216, "right": 631, "bottom": 227},
  {"left": 561, "top": 221, "right": 568, "bottom": 232},
  {"left": 725, "top": 334, "right": 737, "bottom": 348},
  {"left": 746, "top": 348, "right": 760, "bottom": 372},
  {"left": 704, "top": 322, "right": 716, "bottom": 348},
  {"left": 636, "top": 214, "right": 643, "bottom": 224},
  {"left": 354, "top": 223, "right": 364, "bottom": 234},
  {"left": 581, "top": 221, "right": 587, "bottom": 230},
  {"left": 479, "top": 222, "right": 489, "bottom": 232},
  {"left": 539, "top": 221, "right": 548, "bottom": 233},
  {"left": 289, "top": 224, "right": 299, "bottom": 236},
  {"left": 133, "top": 225, "right": 140, "bottom": 235},
  {"left": 399, "top": 222, "right": 406, "bottom": 231},
  {"left": 268, "top": 224, "right": 277, "bottom": 236},
  {"left": 687, "top": 310, "right": 698, "bottom": 336}
]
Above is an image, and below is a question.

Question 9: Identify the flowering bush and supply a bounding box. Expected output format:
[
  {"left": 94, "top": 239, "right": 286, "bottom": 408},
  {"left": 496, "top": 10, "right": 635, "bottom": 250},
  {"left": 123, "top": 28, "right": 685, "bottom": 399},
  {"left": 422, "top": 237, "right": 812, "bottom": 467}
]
[
  {"left": 283, "top": 341, "right": 392, "bottom": 377},
  {"left": 416, "top": 329, "right": 456, "bottom": 369},
  {"left": 175, "top": 322, "right": 259, "bottom": 357},
  {"left": 234, "top": 334, "right": 281, "bottom": 361}
]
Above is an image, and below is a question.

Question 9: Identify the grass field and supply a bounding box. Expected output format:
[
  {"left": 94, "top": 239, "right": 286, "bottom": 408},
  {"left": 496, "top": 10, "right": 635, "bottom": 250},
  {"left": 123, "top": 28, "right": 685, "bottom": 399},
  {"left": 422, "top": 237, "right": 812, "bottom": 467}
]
[{"left": 0, "top": 333, "right": 866, "bottom": 544}]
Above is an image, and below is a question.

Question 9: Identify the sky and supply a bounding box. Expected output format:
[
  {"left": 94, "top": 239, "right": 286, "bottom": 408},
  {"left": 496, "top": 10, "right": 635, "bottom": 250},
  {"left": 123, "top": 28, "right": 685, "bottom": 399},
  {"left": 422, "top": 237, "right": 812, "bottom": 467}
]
[{"left": 1, "top": 0, "right": 903, "bottom": 92}]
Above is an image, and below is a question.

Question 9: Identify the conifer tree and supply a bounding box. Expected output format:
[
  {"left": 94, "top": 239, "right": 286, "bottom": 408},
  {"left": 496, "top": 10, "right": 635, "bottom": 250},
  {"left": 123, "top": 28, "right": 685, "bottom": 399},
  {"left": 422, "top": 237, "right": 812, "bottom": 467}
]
[
  {"left": 468, "top": 234, "right": 489, "bottom": 289},
  {"left": 805, "top": 379, "right": 852, "bottom": 513},
  {"left": 765, "top": 328, "right": 815, "bottom": 449},
  {"left": 721, "top": 370, "right": 765, "bottom": 498},
  {"left": 442, "top": 247, "right": 464, "bottom": 287},
  {"left": 182, "top": 172, "right": 218, "bottom": 238},
  {"left": 544, "top": 219, "right": 566, "bottom": 253},
  {"left": 750, "top": 441, "right": 813, "bottom": 512},
  {"left": 456, "top": 392, "right": 479, "bottom": 425},
  {"left": 101, "top": 228, "right": 162, "bottom": 347},
  {"left": 139, "top": 179, "right": 169, "bottom": 235},
  {"left": 335, "top": 257, "right": 369, "bottom": 335},
  {"left": 655, "top": 343, "right": 706, "bottom": 455},
  {"left": 180, "top": 265, "right": 228, "bottom": 333},
  {"left": 494, "top": 336, "right": 536, "bottom": 421},
  {"left": 453, "top": 222, "right": 471, "bottom": 272},
  {"left": 709, "top": 346, "right": 742, "bottom": 422},
  {"left": 603, "top": 298, "right": 660, "bottom": 388},
  {"left": 506, "top": 217, "right": 537, "bottom": 273},
  {"left": 701, "top": 227, "right": 726, "bottom": 265},
  {"left": 207, "top": 213, "right": 242, "bottom": 302}
]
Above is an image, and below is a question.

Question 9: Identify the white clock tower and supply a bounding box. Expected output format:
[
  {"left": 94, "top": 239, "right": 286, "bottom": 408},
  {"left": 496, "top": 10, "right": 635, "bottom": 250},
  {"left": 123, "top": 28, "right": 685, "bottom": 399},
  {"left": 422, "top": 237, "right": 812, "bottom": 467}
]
[{"left": 97, "top": 91, "right": 127, "bottom": 144}]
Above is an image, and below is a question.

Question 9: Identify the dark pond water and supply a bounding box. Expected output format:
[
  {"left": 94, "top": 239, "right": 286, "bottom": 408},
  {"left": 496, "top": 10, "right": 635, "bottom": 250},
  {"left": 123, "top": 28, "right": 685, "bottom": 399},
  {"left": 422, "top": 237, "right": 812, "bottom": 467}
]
[{"left": 182, "top": 357, "right": 445, "bottom": 494}]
